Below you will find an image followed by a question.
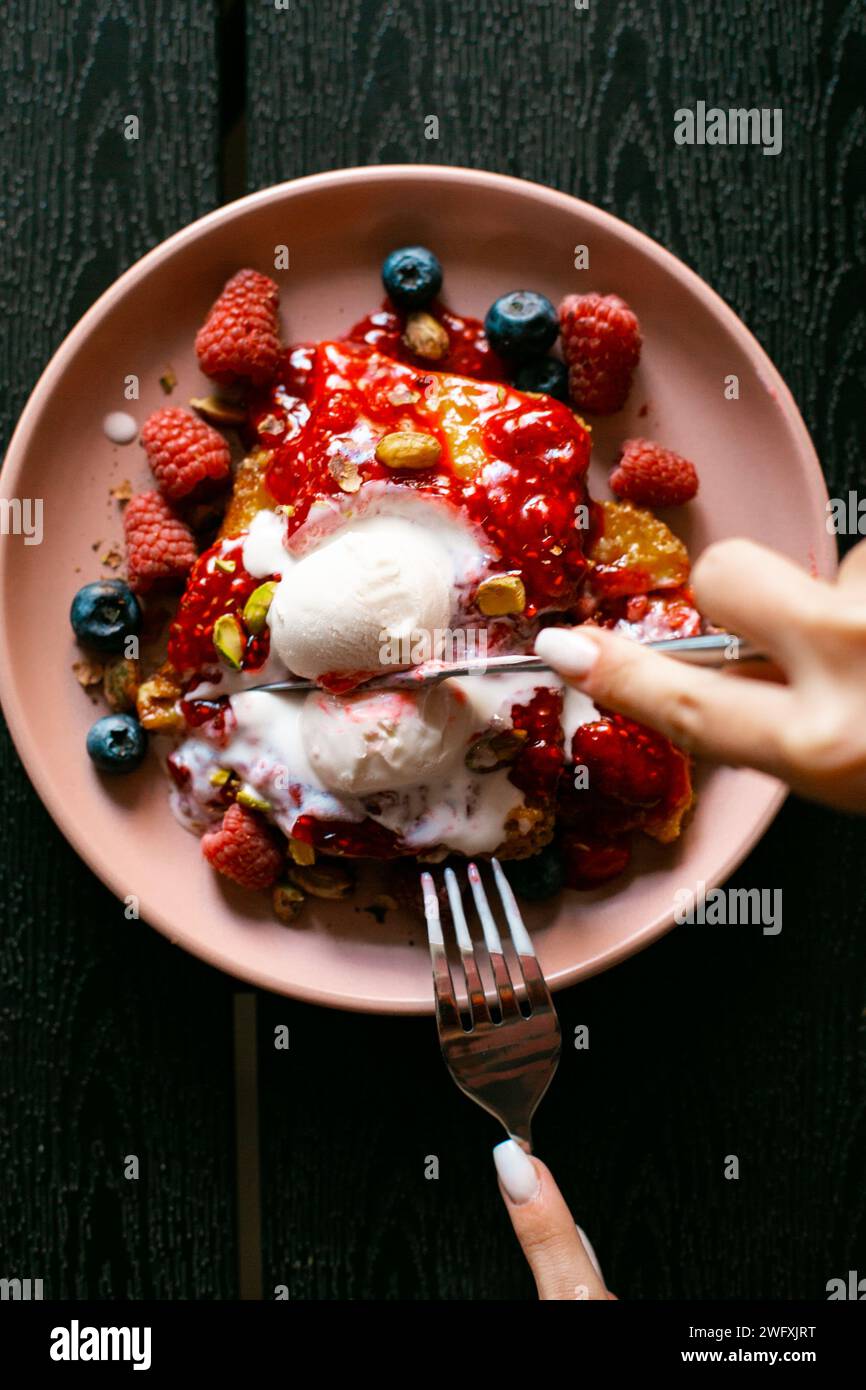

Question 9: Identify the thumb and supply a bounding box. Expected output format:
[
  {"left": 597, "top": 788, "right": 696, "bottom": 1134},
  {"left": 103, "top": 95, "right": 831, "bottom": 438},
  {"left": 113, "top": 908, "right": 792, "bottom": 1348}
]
[
  {"left": 534, "top": 623, "right": 792, "bottom": 776},
  {"left": 493, "top": 1140, "right": 610, "bottom": 1300}
]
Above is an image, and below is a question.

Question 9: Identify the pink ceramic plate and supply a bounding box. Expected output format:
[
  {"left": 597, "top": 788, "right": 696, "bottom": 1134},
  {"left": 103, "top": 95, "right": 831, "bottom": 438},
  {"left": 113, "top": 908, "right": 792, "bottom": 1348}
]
[{"left": 0, "top": 166, "right": 834, "bottom": 1013}]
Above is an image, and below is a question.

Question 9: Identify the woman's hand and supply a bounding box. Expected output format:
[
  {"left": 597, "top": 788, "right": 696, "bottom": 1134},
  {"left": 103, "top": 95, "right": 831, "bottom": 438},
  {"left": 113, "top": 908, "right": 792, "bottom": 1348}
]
[
  {"left": 535, "top": 537, "right": 866, "bottom": 813},
  {"left": 493, "top": 1140, "right": 614, "bottom": 1299}
]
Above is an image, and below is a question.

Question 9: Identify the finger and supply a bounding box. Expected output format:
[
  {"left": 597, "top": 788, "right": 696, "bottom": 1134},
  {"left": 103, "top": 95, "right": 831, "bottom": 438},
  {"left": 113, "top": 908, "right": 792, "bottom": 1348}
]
[
  {"left": 493, "top": 1141, "right": 608, "bottom": 1300},
  {"left": 690, "top": 538, "right": 833, "bottom": 671},
  {"left": 535, "top": 624, "right": 795, "bottom": 776}
]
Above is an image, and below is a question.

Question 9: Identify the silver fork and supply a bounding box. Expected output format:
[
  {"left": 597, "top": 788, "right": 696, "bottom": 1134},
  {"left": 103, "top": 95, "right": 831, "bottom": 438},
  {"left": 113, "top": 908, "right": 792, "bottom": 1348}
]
[{"left": 421, "top": 858, "right": 561, "bottom": 1153}]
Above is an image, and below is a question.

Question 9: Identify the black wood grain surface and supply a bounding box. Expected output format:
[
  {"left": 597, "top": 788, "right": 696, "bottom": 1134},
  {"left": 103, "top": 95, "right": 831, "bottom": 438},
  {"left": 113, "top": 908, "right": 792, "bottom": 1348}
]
[
  {"left": 0, "top": 0, "right": 238, "bottom": 1299},
  {"left": 0, "top": 0, "right": 864, "bottom": 1302},
  {"left": 247, "top": 0, "right": 866, "bottom": 1299}
]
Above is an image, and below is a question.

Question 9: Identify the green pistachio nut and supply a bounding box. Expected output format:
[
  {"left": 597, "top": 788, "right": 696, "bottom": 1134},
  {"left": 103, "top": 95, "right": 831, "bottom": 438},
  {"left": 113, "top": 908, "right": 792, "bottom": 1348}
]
[
  {"left": 213, "top": 613, "right": 245, "bottom": 669},
  {"left": 272, "top": 882, "right": 305, "bottom": 924},
  {"left": 288, "top": 862, "right": 354, "bottom": 900},
  {"left": 242, "top": 581, "right": 277, "bottom": 636},
  {"left": 236, "top": 786, "right": 272, "bottom": 813}
]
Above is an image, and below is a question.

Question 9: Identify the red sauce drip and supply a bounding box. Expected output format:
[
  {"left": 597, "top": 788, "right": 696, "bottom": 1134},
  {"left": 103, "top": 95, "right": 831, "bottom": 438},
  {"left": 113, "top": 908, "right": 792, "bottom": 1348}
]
[
  {"left": 318, "top": 669, "right": 378, "bottom": 695},
  {"left": 346, "top": 300, "right": 507, "bottom": 380},
  {"left": 166, "top": 751, "right": 190, "bottom": 788},
  {"left": 179, "top": 696, "right": 233, "bottom": 733},
  {"left": 508, "top": 688, "right": 565, "bottom": 803},
  {"left": 291, "top": 813, "right": 404, "bottom": 860}
]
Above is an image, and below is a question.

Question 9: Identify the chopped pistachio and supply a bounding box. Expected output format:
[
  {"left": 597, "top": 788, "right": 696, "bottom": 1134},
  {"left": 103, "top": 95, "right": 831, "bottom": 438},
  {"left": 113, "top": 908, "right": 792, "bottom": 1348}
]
[
  {"left": 465, "top": 727, "right": 528, "bottom": 772},
  {"left": 159, "top": 367, "right": 177, "bottom": 394},
  {"left": 213, "top": 613, "right": 245, "bottom": 669},
  {"left": 328, "top": 453, "right": 362, "bottom": 493},
  {"left": 209, "top": 768, "right": 232, "bottom": 788},
  {"left": 476, "top": 573, "right": 526, "bottom": 616},
  {"left": 375, "top": 430, "right": 442, "bottom": 471},
  {"left": 189, "top": 395, "right": 247, "bottom": 426},
  {"left": 136, "top": 673, "right": 183, "bottom": 732},
  {"left": 288, "top": 862, "right": 354, "bottom": 900},
  {"left": 72, "top": 658, "right": 105, "bottom": 688},
  {"left": 402, "top": 311, "right": 449, "bottom": 361},
  {"left": 273, "top": 882, "right": 305, "bottom": 924},
  {"left": 258, "top": 414, "right": 284, "bottom": 436},
  {"left": 214, "top": 556, "right": 236, "bottom": 574},
  {"left": 242, "top": 581, "right": 277, "bottom": 636},
  {"left": 236, "top": 786, "right": 272, "bottom": 813},
  {"left": 288, "top": 837, "right": 316, "bottom": 867},
  {"left": 103, "top": 656, "right": 141, "bottom": 713},
  {"left": 387, "top": 384, "right": 421, "bottom": 407}
]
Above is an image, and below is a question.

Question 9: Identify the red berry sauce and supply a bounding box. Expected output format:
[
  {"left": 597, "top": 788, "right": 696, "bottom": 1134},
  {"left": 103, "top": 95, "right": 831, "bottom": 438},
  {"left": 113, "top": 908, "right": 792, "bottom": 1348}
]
[
  {"left": 291, "top": 812, "right": 404, "bottom": 860},
  {"left": 347, "top": 300, "right": 506, "bottom": 380},
  {"left": 559, "top": 832, "right": 631, "bottom": 889},
  {"left": 508, "top": 688, "right": 565, "bottom": 803},
  {"left": 595, "top": 587, "right": 702, "bottom": 641},
  {"left": 168, "top": 535, "right": 272, "bottom": 679},
  {"left": 258, "top": 338, "right": 592, "bottom": 616},
  {"left": 163, "top": 297, "right": 696, "bottom": 890}
]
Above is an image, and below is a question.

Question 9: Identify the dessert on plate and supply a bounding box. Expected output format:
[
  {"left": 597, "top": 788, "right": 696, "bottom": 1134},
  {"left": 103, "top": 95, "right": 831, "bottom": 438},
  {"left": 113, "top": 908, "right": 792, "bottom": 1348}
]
[{"left": 70, "top": 246, "right": 703, "bottom": 921}]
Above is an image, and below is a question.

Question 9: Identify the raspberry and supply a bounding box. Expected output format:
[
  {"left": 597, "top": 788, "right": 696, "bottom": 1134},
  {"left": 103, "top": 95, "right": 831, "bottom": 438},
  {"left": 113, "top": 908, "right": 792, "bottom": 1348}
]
[
  {"left": 571, "top": 713, "right": 680, "bottom": 808},
  {"left": 610, "top": 438, "right": 698, "bottom": 507},
  {"left": 123, "top": 491, "right": 198, "bottom": 594},
  {"left": 201, "top": 802, "right": 284, "bottom": 890},
  {"left": 558, "top": 293, "right": 641, "bottom": 414},
  {"left": 195, "top": 268, "right": 282, "bottom": 386},
  {"left": 140, "top": 407, "right": 231, "bottom": 503}
]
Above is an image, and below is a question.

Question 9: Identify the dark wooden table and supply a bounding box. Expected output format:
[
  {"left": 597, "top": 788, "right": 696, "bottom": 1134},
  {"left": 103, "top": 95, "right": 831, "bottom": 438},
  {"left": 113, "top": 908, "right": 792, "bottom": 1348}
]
[{"left": 2, "top": 0, "right": 864, "bottom": 1301}]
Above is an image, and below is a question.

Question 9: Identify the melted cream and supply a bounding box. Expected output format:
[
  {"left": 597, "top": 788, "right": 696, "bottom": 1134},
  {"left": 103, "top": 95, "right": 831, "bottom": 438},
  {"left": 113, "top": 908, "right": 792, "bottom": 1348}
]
[
  {"left": 171, "top": 668, "right": 598, "bottom": 857},
  {"left": 173, "top": 490, "right": 598, "bottom": 857}
]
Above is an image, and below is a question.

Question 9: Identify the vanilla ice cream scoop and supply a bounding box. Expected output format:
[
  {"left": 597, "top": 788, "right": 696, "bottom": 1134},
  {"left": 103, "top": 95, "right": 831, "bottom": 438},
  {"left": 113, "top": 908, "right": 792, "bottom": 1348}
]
[
  {"left": 300, "top": 682, "right": 472, "bottom": 796},
  {"left": 268, "top": 516, "right": 453, "bottom": 681}
]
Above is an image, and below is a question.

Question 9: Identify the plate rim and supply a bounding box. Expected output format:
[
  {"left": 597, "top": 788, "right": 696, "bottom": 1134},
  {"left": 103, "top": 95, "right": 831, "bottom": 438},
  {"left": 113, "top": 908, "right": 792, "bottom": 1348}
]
[{"left": 0, "top": 164, "right": 834, "bottom": 1012}]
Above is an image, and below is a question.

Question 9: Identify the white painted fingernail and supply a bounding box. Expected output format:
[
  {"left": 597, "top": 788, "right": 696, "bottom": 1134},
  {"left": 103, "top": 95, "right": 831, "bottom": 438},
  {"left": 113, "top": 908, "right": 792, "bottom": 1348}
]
[
  {"left": 493, "top": 1139, "right": 540, "bottom": 1204},
  {"left": 535, "top": 628, "right": 599, "bottom": 679},
  {"left": 576, "top": 1224, "right": 603, "bottom": 1279}
]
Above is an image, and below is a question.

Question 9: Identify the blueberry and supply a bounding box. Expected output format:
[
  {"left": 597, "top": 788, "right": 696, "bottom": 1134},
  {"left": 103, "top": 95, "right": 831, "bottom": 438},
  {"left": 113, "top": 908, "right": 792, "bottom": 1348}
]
[
  {"left": 504, "top": 846, "right": 564, "bottom": 901},
  {"left": 71, "top": 580, "right": 141, "bottom": 653},
  {"left": 86, "top": 713, "right": 148, "bottom": 774},
  {"left": 484, "top": 291, "right": 559, "bottom": 361},
  {"left": 381, "top": 246, "right": 443, "bottom": 310},
  {"left": 513, "top": 356, "right": 570, "bottom": 403}
]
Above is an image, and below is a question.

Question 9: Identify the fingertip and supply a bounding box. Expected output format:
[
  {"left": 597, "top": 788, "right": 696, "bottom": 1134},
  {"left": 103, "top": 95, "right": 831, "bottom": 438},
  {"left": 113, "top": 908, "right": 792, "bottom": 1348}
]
[
  {"left": 534, "top": 626, "right": 600, "bottom": 680},
  {"left": 493, "top": 1139, "right": 541, "bottom": 1205}
]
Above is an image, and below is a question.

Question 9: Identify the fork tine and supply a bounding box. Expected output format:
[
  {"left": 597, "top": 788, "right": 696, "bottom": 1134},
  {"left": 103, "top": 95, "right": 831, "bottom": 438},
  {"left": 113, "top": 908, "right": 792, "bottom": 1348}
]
[
  {"left": 421, "top": 872, "right": 462, "bottom": 1033},
  {"left": 467, "top": 863, "right": 521, "bottom": 1019},
  {"left": 444, "top": 867, "right": 491, "bottom": 1026},
  {"left": 491, "top": 858, "right": 553, "bottom": 1014}
]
